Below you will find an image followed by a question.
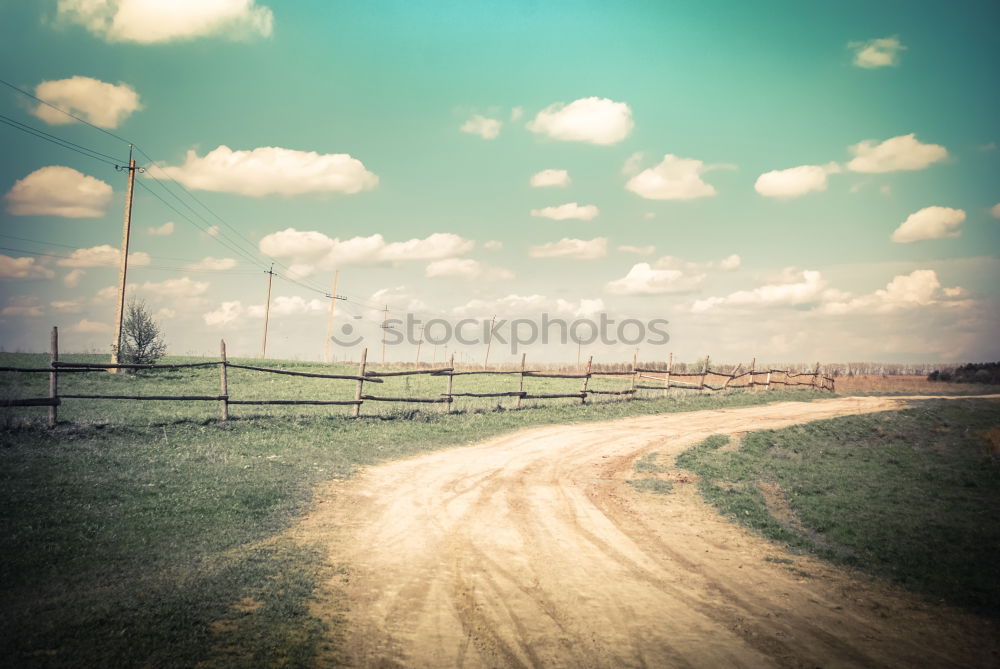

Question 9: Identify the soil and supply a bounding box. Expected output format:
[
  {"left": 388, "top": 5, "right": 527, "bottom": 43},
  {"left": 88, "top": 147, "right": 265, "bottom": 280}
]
[{"left": 289, "top": 395, "right": 1000, "bottom": 668}]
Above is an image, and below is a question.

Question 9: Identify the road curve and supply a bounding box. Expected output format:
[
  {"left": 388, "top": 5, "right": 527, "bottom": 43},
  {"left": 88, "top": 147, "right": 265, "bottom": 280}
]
[{"left": 293, "top": 395, "right": 999, "bottom": 668}]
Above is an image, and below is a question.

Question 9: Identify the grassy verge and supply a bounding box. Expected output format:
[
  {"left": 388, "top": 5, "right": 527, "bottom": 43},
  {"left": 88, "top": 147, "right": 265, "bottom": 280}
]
[
  {"left": 0, "top": 351, "right": 831, "bottom": 668},
  {"left": 676, "top": 399, "right": 1000, "bottom": 616}
]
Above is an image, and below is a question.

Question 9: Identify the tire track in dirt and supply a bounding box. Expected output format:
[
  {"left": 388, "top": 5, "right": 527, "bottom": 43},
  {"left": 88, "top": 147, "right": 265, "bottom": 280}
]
[{"left": 292, "top": 395, "right": 999, "bottom": 668}]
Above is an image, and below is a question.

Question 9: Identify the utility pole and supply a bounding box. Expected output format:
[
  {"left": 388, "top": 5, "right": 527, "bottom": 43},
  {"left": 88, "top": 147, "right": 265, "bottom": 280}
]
[
  {"left": 260, "top": 264, "right": 274, "bottom": 359},
  {"left": 109, "top": 146, "right": 138, "bottom": 373},
  {"left": 483, "top": 314, "right": 496, "bottom": 370},
  {"left": 415, "top": 324, "right": 424, "bottom": 366},
  {"left": 380, "top": 304, "right": 389, "bottom": 364},
  {"left": 323, "top": 269, "right": 340, "bottom": 363}
]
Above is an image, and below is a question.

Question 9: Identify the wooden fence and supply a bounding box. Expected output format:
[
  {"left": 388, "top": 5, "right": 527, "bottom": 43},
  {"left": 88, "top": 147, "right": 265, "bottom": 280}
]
[{"left": 1, "top": 328, "right": 835, "bottom": 428}]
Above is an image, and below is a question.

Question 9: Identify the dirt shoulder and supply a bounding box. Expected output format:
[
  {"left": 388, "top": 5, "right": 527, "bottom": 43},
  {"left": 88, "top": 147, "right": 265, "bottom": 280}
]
[{"left": 290, "top": 395, "right": 1000, "bottom": 668}]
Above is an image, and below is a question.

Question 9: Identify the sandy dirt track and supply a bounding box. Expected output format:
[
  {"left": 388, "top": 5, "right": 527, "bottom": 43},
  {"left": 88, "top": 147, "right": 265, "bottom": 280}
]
[{"left": 293, "top": 396, "right": 999, "bottom": 668}]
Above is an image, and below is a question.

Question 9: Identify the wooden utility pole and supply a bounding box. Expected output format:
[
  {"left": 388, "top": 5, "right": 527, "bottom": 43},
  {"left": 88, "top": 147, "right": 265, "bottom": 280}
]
[
  {"left": 380, "top": 305, "right": 389, "bottom": 364},
  {"left": 483, "top": 315, "right": 496, "bottom": 370},
  {"left": 323, "top": 270, "right": 340, "bottom": 363},
  {"left": 260, "top": 265, "right": 274, "bottom": 359},
  {"left": 109, "top": 147, "right": 137, "bottom": 373}
]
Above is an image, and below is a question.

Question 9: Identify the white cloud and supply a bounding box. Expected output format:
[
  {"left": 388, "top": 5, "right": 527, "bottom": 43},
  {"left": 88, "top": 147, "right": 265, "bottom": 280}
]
[
  {"left": 1, "top": 297, "right": 44, "bottom": 318},
  {"left": 622, "top": 152, "right": 644, "bottom": 177},
  {"left": 691, "top": 269, "right": 827, "bottom": 312},
  {"left": 526, "top": 97, "right": 633, "bottom": 145},
  {"left": 529, "top": 169, "right": 570, "bottom": 188},
  {"left": 69, "top": 319, "right": 112, "bottom": 333},
  {"left": 453, "top": 294, "right": 603, "bottom": 318},
  {"left": 425, "top": 258, "right": 513, "bottom": 281},
  {"left": 204, "top": 301, "right": 243, "bottom": 327},
  {"left": 991, "top": 203, "right": 1000, "bottom": 219},
  {"left": 56, "top": 244, "right": 150, "bottom": 268},
  {"left": 259, "top": 229, "right": 474, "bottom": 275},
  {"left": 56, "top": 0, "right": 274, "bottom": 44},
  {"left": 51, "top": 300, "right": 82, "bottom": 313},
  {"left": 510, "top": 107, "right": 524, "bottom": 122},
  {"left": 186, "top": 257, "right": 237, "bottom": 271},
  {"left": 154, "top": 307, "right": 176, "bottom": 320},
  {"left": 530, "top": 202, "right": 599, "bottom": 221},
  {"left": 654, "top": 254, "right": 739, "bottom": 273},
  {"left": 151, "top": 145, "right": 378, "bottom": 196},
  {"left": 0, "top": 254, "right": 55, "bottom": 280},
  {"left": 5, "top": 166, "right": 112, "bottom": 217},
  {"left": 891, "top": 206, "right": 965, "bottom": 243},
  {"left": 846, "top": 134, "right": 948, "bottom": 173},
  {"left": 148, "top": 221, "right": 174, "bottom": 236},
  {"left": 205, "top": 225, "right": 220, "bottom": 237},
  {"left": 529, "top": 237, "right": 607, "bottom": 260},
  {"left": 822, "top": 270, "right": 964, "bottom": 314},
  {"left": 625, "top": 154, "right": 718, "bottom": 201},
  {"left": 248, "top": 296, "right": 325, "bottom": 318},
  {"left": 849, "top": 36, "right": 905, "bottom": 68},
  {"left": 32, "top": 76, "right": 141, "bottom": 128},
  {"left": 643, "top": 212, "right": 656, "bottom": 220},
  {"left": 483, "top": 240, "right": 503, "bottom": 250},
  {"left": 63, "top": 268, "right": 85, "bottom": 287},
  {"left": 719, "top": 254, "right": 741, "bottom": 271},
  {"left": 754, "top": 163, "right": 840, "bottom": 199},
  {"left": 368, "top": 286, "right": 427, "bottom": 314},
  {"left": 139, "top": 277, "right": 209, "bottom": 297},
  {"left": 460, "top": 115, "right": 501, "bottom": 139},
  {"left": 618, "top": 244, "right": 655, "bottom": 256},
  {"left": 605, "top": 263, "right": 705, "bottom": 296}
]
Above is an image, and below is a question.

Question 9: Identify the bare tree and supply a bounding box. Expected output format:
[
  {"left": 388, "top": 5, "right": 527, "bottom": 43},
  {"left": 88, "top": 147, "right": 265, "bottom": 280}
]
[{"left": 117, "top": 297, "right": 166, "bottom": 367}]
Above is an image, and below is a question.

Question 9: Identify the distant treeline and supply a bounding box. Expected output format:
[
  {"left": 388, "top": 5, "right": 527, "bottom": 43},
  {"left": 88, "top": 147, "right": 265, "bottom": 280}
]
[{"left": 927, "top": 362, "right": 1000, "bottom": 384}]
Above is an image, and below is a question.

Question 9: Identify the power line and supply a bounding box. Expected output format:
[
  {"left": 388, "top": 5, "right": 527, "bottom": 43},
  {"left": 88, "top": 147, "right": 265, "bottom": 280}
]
[{"left": 0, "top": 113, "right": 124, "bottom": 166}]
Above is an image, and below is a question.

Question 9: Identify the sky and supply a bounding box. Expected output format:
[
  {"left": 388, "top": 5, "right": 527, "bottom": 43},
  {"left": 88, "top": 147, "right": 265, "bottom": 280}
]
[{"left": 0, "top": 0, "right": 998, "bottom": 366}]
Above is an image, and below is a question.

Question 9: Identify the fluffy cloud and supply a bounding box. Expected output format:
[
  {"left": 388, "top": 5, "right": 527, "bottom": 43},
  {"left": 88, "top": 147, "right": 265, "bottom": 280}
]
[
  {"left": 56, "top": 244, "right": 151, "bottom": 268},
  {"left": 0, "top": 254, "right": 55, "bottom": 280},
  {"left": 991, "top": 203, "right": 1000, "bottom": 219},
  {"left": 822, "top": 270, "right": 964, "bottom": 314},
  {"left": 63, "top": 269, "right": 85, "bottom": 287},
  {"left": 139, "top": 277, "right": 209, "bottom": 297},
  {"left": 849, "top": 37, "right": 905, "bottom": 68},
  {"left": 460, "top": 115, "right": 501, "bottom": 139},
  {"left": 530, "top": 169, "right": 571, "bottom": 188},
  {"left": 618, "top": 244, "right": 655, "bottom": 256},
  {"left": 1, "top": 297, "right": 44, "bottom": 318},
  {"left": 528, "top": 237, "right": 607, "bottom": 260},
  {"left": 454, "top": 294, "right": 604, "bottom": 318},
  {"left": 526, "top": 97, "right": 633, "bottom": 145},
  {"left": 247, "top": 296, "right": 325, "bottom": 318},
  {"left": 754, "top": 163, "right": 840, "bottom": 199},
  {"left": 259, "top": 229, "right": 474, "bottom": 275},
  {"left": 151, "top": 145, "right": 378, "bottom": 196},
  {"left": 605, "top": 263, "right": 704, "bottom": 296},
  {"left": 32, "top": 76, "right": 141, "bottom": 128},
  {"left": 5, "top": 166, "right": 112, "bottom": 217},
  {"left": 891, "top": 206, "right": 966, "bottom": 243},
  {"left": 148, "top": 221, "right": 174, "bottom": 236},
  {"left": 51, "top": 300, "right": 83, "bottom": 313},
  {"left": 691, "top": 269, "right": 827, "bottom": 312},
  {"left": 654, "top": 254, "right": 740, "bottom": 273},
  {"left": 530, "top": 202, "right": 599, "bottom": 221},
  {"left": 483, "top": 240, "right": 503, "bottom": 250},
  {"left": 186, "top": 257, "right": 237, "bottom": 271},
  {"left": 204, "top": 301, "right": 243, "bottom": 327},
  {"left": 56, "top": 0, "right": 273, "bottom": 44},
  {"left": 425, "top": 258, "right": 513, "bottom": 281},
  {"left": 846, "top": 134, "right": 948, "bottom": 173},
  {"left": 719, "top": 254, "right": 742, "bottom": 271},
  {"left": 69, "top": 319, "right": 112, "bottom": 333},
  {"left": 625, "top": 154, "right": 718, "bottom": 201}
]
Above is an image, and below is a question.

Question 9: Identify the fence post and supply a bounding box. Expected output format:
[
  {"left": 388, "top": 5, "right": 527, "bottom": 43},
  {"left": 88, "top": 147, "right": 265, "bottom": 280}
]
[
  {"left": 628, "top": 350, "right": 638, "bottom": 401},
  {"left": 700, "top": 355, "right": 710, "bottom": 392},
  {"left": 219, "top": 339, "right": 229, "bottom": 422},
  {"left": 765, "top": 368, "right": 772, "bottom": 391},
  {"left": 664, "top": 352, "right": 672, "bottom": 397},
  {"left": 49, "top": 326, "right": 58, "bottom": 428},
  {"left": 723, "top": 363, "right": 740, "bottom": 391},
  {"left": 580, "top": 355, "right": 592, "bottom": 404},
  {"left": 813, "top": 361, "right": 820, "bottom": 390},
  {"left": 352, "top": 348, "right": 367, "bottom": 418},
  {"left": 516, "top": 353, "right": 526, "bottom": 409},
  {"left": 446, "top": 354, "right": 455, "bottom": 413},
  {"left": 748, "top": 357, "right": 755, "bottom": 390}
]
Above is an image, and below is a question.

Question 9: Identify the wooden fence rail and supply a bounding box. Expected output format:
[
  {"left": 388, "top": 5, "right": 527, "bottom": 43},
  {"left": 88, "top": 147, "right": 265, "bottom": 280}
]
[{"left": 1, "top": 328, "right": 835, "bottom": 427}]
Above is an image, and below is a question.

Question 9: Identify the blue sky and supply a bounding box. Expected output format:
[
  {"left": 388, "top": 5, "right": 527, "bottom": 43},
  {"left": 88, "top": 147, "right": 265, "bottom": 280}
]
[{"left": 0, "top": 0, "right": 997, "bottom": 364}]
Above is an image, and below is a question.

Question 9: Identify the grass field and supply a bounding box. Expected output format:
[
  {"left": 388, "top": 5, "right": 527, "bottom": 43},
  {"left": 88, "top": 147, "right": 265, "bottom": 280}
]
[
  {"left": 0, "top": 351, "right": 837, "bottom": 668},
  {"left": 675, "top": 399, "right": 1000, "bottom": 617}
]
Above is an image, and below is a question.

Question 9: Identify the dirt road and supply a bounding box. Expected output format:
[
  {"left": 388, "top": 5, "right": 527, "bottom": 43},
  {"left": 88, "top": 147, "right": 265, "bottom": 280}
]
[{"left": 294, "top": 396, "right": 999, "bottom": 668}]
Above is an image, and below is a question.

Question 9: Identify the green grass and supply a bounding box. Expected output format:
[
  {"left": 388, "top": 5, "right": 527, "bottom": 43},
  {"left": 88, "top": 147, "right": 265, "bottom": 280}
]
[
  {"left": 676, "top": 399, "right": 1000, "bottom": 616},
  {"left": 0, "top": 352, "right": 832, "bottom": 667}
]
